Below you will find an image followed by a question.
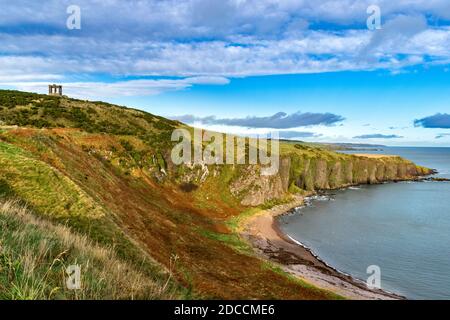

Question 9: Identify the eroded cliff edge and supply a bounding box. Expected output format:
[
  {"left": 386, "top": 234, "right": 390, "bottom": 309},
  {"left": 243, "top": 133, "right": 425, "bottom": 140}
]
[{"left": 227, "top": 148, "right": 432, "bottom": 206}]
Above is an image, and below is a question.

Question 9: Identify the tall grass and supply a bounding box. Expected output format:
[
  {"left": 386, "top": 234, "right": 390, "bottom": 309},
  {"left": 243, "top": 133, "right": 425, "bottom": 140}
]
[{"left": 0, "top": 199, "right": 175, "bottom": 300}]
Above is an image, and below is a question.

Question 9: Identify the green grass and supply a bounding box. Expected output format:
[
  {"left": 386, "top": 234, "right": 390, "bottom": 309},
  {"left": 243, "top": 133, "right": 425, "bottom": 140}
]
[
  {"left": 197, "top": 228, "right": 253, "bottom": 255},
  {"left": 0, "top": 140, "right": 105, "bottom": 219},
  {"left": 0, "top": 90, "right": 178, "bottom": 150},
  {"left": 226, "top": 207, "right": 261, "bottom": 232},
  {"left": 0, "top": 199, "right": 175, "bottom": 300},
  {"left": 0, "top": 140, "right": 184, "bottom": 299}
]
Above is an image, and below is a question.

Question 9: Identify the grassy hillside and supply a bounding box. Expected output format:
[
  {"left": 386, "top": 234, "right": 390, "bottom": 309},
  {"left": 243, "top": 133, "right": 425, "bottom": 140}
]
[
  {"left": 0, "top": 90, "right": 432, "bottom": 299},
  {"left": 0, "top": 199, "right": 174, "bottom": 299}
]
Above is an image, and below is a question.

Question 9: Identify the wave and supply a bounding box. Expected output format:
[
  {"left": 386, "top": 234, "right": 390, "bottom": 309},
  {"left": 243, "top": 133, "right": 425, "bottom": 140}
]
[
  {"left": 307, "top": 194, "right": 333, "bottom": 202},
  {"left": 285, "top": 234, "right": 355, "bottom": 279}
]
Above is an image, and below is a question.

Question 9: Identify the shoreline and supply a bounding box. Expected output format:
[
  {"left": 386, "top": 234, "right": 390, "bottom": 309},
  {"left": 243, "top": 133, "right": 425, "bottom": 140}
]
[{"left": 240, "top": 193, "right": 404, "bottom": 300}]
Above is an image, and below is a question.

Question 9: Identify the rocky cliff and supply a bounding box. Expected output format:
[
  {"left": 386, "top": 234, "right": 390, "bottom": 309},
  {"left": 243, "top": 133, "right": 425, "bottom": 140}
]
[{"left": 224, "top": 149, "right": 431, "bottom": 206}]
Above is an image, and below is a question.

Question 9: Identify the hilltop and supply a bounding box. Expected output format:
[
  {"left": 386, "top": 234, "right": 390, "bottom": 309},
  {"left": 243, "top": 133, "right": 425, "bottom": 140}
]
[{"left": 0, "top": 90, "right": 432, "bottom": 299}]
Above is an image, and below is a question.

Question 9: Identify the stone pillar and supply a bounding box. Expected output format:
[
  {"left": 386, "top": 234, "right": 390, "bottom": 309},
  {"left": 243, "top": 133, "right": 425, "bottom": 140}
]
[{"left": 48, "top": 84, "right": 62, "bottom": 96}]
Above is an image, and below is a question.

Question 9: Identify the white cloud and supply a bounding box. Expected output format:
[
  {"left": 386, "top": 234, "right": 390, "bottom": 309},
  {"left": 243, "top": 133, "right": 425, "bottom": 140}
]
[
  {"left": 2, "top": 26, "right": 449, "bottom": 80},
  {"left": 1, "top": 1, "right": 450, "bottom": 96},
  {"left": 0, "top": 77, "right": 230, "bottom": 98}
]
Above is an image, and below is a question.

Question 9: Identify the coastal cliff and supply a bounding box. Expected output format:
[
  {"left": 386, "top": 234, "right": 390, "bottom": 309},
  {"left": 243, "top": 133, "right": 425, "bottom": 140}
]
[
  {"left": 226, "top": 149, "right": 431, "bottom": 206},
  {"left": 0, "top": 89, "right": 432, "bottom": 299}
]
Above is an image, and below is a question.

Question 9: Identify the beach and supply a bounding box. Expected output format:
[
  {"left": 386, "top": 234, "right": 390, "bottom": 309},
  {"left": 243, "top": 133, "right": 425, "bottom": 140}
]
[{"left": 240, "top": 195, "right": 402, "bottom": 300}]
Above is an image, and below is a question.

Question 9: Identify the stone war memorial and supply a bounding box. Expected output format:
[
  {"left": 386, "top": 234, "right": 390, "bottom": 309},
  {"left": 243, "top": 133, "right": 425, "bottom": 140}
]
[{"left": 48, "top": 84, "right": 62, "bottom": 96}]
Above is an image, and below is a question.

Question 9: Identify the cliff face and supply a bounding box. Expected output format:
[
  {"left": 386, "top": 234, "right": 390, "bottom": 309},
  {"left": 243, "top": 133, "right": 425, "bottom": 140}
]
[
  {"left": 229, "top": 158, "right": 290, "bottom": 206},
  {"left": 289, "top": 154, "right": 430, "bottom": 191},
  {"left": 226, "top": 152, "right": 431, "bottom": 206}
]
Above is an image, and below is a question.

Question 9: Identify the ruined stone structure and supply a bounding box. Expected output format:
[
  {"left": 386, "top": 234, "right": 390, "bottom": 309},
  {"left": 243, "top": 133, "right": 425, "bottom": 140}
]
[{"left": 48, "top": 84, "right": 62, "bottom": 96}]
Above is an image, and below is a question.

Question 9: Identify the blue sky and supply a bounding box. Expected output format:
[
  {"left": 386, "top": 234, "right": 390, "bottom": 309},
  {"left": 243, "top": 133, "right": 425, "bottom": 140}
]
[{"left": 1, "top": 0, "right": 450, "bottom": 146}]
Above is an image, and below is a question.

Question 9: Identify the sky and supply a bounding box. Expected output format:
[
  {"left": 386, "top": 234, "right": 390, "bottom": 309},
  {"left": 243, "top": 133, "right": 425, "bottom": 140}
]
[{"left": 1, "top": 0, "right": 450, "bottom": 146}]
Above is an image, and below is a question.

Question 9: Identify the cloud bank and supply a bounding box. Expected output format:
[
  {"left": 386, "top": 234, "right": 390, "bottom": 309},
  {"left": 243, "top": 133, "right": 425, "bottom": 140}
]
[
  {"left": 436, "top": 133, "right": 450, "bottom": 139},
  {"left": 0, "top": 77, "right": 230, "bottom": 99},
  {"left": 276, "top": 131, "right": 323, "bottom": 139},
  {"left": 1, "top": 0, "right": 450, "bottom": 97},
  {"left": 414, "top": 113, "right": 450, "bottom": 129},
  {"left": 353, "top": 134, "right": 403, "bottom": 139},
  {"left": 172, "top": 111, "right": 345, "bottom": 129}
]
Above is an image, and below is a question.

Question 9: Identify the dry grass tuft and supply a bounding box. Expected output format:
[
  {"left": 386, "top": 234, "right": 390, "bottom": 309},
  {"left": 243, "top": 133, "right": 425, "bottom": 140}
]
[{"left": 0, "top": 199, "right": 175, "bottom": 300}]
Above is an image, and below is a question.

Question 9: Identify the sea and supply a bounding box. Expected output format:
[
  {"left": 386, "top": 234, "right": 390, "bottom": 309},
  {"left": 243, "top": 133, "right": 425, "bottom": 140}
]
[{"left": 278, "top": 147, "right": 450, "bottom": 299}]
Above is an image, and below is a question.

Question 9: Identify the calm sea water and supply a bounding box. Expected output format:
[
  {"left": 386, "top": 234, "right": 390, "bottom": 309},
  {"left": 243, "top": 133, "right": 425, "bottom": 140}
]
[{"left": 279, "top": 147, "right": 450, "bottom": 299}]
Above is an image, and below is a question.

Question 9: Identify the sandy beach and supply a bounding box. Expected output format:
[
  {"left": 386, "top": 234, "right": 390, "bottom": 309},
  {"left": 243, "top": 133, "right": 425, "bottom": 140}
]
[{"left": 240, "top": 195, "right": 403, "bottom": 300}]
